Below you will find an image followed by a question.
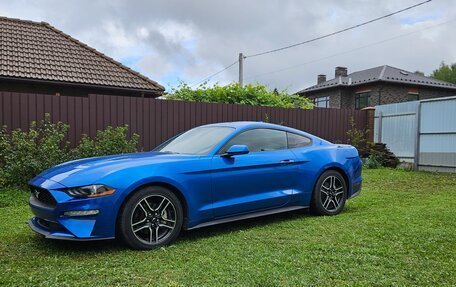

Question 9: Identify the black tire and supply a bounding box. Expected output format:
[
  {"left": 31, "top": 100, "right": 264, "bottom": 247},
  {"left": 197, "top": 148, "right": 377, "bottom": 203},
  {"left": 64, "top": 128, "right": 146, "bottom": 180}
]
[
  {"left": 310, "top": 170, "right": 347, "bottom": 216},
  {"left": 118, "top": 186, "right": 183, "bottom": 250}
]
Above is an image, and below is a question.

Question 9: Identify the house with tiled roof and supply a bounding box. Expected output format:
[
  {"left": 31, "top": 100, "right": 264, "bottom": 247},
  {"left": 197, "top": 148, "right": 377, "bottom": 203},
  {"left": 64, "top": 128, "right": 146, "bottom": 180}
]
[
  {"left": 0, "top": 16, "right": 164, "bottom": 97},
  {"left": 298, "top": 66, "right": 456, "bottom": 109}
]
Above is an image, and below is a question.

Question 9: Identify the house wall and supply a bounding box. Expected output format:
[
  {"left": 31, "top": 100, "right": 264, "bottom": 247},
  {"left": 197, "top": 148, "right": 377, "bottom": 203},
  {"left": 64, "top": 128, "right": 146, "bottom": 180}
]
[
  {"left": 303, "top": 83, "right": 456, "bottom": 109},
  {"left": 340, "top": 89, "right": 353, "bottom": 108},
  {"left": 0, "top": 78, "right": 162, "bottom": 98},
  {"left": 418, "top": 87, "right": 456, "bottom": 100},
  {"left": 375, "top": 84, "right": 455, "bottom": 104},
  {"left": 304, "top": 88, "right": 341, "bottom": 108}
]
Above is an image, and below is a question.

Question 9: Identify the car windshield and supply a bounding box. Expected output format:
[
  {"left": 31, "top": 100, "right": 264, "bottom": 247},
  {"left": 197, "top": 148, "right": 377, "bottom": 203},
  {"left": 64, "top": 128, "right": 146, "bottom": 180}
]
[{"left": 154, "top": 126, "right": 234, "bottom": 155}]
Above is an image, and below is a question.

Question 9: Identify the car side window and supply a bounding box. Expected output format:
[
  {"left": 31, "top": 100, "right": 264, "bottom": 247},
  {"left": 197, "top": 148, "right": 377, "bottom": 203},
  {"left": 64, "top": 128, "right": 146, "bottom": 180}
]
[
  {"left": 287, "top": 132, "right": 311, "bottom": 148},
  {"left": 220, "top": 129, "right": 287, "bottom": 153}
]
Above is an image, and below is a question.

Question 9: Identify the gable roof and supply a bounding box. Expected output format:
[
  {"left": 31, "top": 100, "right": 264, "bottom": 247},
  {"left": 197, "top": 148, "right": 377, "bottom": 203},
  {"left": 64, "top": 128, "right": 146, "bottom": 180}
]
[
  {"left": 299, "top": 65, "right": 456, "bottom": 93},
  {"left": 0, "top": 16, "right": 164, "bottom": 94}
]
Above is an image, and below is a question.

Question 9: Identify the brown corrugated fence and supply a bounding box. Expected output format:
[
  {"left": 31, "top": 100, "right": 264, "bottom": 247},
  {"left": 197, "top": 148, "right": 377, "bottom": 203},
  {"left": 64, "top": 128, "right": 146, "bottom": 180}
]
[{"left": 0, "top": 92, "right": 367, "bottom": 150}]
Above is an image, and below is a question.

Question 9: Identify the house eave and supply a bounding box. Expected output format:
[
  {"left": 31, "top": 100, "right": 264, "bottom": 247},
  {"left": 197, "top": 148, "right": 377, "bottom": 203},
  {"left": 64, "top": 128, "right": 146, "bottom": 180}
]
[
  {"left": 0, "top": 76, "right": 164, "bottom": 96},
  {"left": 299, "top": 79, "right": 456, "bottom": 94}
]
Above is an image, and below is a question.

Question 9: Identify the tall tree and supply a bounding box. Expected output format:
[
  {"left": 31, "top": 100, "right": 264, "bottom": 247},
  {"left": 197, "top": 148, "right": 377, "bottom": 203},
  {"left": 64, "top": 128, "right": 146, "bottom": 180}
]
[{"left": 431, "top": 62, "right": 456, "bottom": 84}]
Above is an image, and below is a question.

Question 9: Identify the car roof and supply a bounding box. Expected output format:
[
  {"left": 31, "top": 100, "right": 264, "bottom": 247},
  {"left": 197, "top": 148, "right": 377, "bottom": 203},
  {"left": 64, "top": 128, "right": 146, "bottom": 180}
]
[
  {"left": 202, "top": 121, "right": 284, "bottom": 129},
  {"left": 200, "top": 121, "right": 323, "bottom": 141}
]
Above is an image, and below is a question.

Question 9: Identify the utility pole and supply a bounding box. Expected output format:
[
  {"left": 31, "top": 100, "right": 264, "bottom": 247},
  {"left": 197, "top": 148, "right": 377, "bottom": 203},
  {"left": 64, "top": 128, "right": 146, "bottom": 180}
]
[{"left": 238, "top": 52, "right": 244, "bottom": 87}]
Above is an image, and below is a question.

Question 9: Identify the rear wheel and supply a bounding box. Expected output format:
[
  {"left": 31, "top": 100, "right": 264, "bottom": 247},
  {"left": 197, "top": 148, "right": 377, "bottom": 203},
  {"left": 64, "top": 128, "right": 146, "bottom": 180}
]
[
  {"left": 118, "top": 186, "right": 183, "bottom": 250},
  {"left": 311, "top": 170, "right": 347, "bottom": 216}
]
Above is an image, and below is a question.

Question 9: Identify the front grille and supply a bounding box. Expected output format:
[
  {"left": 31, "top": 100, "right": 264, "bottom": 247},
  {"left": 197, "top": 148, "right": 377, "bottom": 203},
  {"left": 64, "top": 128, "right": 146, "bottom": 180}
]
[{"left": 30, "top": 186, "right": 57, "bottom": 208}]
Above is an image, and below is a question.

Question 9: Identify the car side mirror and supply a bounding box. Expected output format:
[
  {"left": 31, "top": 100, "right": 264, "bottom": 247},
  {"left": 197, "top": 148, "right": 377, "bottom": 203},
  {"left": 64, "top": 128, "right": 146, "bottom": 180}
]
[{"left": 222, "top": 145, "right": 250, "bottom": 157}]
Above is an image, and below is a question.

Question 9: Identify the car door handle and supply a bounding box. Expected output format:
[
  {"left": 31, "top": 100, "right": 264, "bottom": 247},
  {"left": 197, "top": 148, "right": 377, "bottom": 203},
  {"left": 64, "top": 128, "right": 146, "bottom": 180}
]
[{"left": 280, "top": 159, "right": 295, "bottom": 164}]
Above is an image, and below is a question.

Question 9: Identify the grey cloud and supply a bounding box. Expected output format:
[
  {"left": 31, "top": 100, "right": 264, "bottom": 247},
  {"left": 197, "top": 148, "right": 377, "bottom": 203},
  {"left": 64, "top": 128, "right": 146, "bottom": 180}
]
[{"left": 1, "top": 0, "right": 455, "bottom": 91}]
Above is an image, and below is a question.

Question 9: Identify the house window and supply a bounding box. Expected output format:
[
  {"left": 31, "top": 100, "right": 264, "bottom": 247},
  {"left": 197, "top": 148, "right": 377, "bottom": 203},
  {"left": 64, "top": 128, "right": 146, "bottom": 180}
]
[
  {"left": 355, "top": 92, "right": 370, "bottom": 109},
  {"left": 314, "top": 96, "right": 329, "bottom": 108},
  {"left": 407, "top": 93, "right": 419, "bottom": 101}
]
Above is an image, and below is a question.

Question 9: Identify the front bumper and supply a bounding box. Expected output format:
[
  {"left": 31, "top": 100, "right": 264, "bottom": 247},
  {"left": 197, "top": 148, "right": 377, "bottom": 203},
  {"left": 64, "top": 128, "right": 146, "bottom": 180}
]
[
  {"left": 28, "top": 177, "right": 117, "bottom": 241},
  {"left": 28, "top": 218, "right": 113, "bottom": 241}
]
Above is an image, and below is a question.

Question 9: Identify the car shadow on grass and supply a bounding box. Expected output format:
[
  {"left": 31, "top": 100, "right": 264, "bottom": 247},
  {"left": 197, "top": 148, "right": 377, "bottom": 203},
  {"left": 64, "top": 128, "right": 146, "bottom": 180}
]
[
  {"left": 180, "top": 201, "right": 364, "bottom": 242},
  {"left": 29, "top": 204, "right": 363, "bottom": 253},
  {"left": 30, "top": 236, "right": 123, "bottom": 254},
  {"left": 179, "top": 208, "right": 310, "bottom": 242},
  {"left": 28, "top": 209, "right": 310, "bottom": 253}
]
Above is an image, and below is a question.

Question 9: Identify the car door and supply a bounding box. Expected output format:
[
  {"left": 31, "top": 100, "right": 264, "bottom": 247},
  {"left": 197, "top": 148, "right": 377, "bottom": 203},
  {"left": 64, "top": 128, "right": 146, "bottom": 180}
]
[{"left": 211, "top": 128, "right": 298, "bottom": 218}]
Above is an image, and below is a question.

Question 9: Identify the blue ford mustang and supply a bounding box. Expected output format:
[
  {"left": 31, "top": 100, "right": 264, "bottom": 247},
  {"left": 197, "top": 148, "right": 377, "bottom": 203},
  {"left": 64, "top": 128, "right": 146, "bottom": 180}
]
[{"left": 28, "top": 121, "right": 362, "bottom": 249}]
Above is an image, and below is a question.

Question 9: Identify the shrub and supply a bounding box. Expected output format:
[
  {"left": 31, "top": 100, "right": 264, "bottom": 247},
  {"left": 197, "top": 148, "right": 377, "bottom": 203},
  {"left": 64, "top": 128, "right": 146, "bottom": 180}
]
[
  {"left": 369, "top": 143, "right": 400, "bottom": 168},
  {"left": 363, "top": 154, "right": 382, "bottom": 169},
  {"left": 73, "top": 126, "right": 139, "bottom": 158},
  {"left": 0, "top": 114, "right": 71, "bottom": 187},
  {"left": 346, "top": 117, "right": 371, "bottom": 156},
  {"left": 0, "top": 114, "right": 140, "bottom": 188},
  {"left": 167, "top": 82, "right": 314, "bottom": 109}
]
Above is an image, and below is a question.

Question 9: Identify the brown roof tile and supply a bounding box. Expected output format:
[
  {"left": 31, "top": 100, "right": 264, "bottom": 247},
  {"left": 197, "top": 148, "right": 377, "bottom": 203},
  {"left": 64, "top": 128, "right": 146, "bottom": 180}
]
[{"left": 0, "top": 16, "right": 164, "bottom": 93}]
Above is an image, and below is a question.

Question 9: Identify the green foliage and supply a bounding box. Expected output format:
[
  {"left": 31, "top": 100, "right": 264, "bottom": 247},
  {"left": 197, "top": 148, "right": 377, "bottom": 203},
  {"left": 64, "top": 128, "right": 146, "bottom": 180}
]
[
  {"left": 167, "top": 82, "right": 313, "bottom": 109},
  {"left": 346, "top": 117, "right": 370, "bottom": 152},
  {"left": 364, "top": 154, "right": 382, "bottom": 169},
  {"left": 0, "top": 114, "right": 139, "bottom": 188},
  {"left": 430, "top": 61, "right": 456, "bottom": 84},
  {"left": 0, "top": 114, "right": 71, "bottom": 187},
  {"left": 369, "top": 145, "right": 400, "bottom": 168},
  {"left": 73, "top": 126, "right": 139, "bottom": 159}
]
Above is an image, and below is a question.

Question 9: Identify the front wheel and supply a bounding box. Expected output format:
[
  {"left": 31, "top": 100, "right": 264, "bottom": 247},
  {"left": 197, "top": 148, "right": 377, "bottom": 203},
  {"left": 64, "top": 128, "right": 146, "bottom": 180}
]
[
  {"left": 118, "top": 186, "right": 183, "bottom": 250},
  {"left": 310, "top": 170, "right": 347, "bottom": 216}
]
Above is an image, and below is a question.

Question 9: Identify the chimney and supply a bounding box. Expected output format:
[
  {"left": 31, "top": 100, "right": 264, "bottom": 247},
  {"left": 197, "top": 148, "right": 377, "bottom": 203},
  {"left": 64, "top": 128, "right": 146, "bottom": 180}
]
[
  {"left": 335, "top": 66, "right": 348, "bottom": 78},
  {"left": 317, "top": 74, "right": 326, "bottom": 85}
]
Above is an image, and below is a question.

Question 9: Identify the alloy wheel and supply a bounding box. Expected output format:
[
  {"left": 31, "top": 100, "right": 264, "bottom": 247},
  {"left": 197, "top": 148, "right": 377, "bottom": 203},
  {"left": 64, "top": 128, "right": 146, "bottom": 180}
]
[
  {"left": 320, "top": 176, "right": 345, "bottom": 212},
  {"left": 130, "top": 195, "right": 177, "bottom": 245}
]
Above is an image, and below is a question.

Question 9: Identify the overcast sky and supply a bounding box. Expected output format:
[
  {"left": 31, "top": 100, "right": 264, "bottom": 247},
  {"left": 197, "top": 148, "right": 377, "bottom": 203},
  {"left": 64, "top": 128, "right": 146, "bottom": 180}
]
[{"left": 1, "top": 0, "right": 455, "bottom": 92}]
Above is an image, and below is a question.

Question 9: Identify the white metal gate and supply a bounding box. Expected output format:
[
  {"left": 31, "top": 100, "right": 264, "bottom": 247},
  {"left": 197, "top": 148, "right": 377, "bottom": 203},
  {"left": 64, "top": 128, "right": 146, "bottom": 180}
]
[{"left": 374, "top": 96, "right": 456, "bottom": 172}]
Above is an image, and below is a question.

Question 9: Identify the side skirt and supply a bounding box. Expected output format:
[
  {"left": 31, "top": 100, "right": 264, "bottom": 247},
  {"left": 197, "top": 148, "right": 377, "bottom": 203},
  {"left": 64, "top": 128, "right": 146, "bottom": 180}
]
[{"left": 186, "top": 205, "right": 308, "bottom": 230}]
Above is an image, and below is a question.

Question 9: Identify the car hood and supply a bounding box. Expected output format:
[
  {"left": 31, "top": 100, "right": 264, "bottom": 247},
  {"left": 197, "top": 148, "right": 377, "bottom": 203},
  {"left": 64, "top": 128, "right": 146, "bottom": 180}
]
[{"left": 36, "top": 152, "right": 198, "bottom": 187}]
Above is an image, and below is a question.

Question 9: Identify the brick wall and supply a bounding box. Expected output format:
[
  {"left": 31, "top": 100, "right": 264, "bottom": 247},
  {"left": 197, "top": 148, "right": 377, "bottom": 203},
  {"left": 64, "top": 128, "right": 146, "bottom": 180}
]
[{"left": 419, "top": 87, "right": 456, "bottom": 100}]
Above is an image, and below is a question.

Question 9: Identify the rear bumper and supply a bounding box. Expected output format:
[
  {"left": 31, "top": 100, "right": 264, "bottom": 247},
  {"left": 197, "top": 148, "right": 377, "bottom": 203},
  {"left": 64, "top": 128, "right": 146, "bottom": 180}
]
[{"left": 349, "top": 179, "right": 362, "bottom": 199}]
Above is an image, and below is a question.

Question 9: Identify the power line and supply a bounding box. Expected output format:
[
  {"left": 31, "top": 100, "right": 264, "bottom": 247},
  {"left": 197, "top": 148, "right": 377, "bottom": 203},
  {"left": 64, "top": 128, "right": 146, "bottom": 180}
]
[
  {"left": 244, "top": 18, "right": 456, "bottom": 81},
  {"left": 190, "top": 0, "right": 433, "bottom": 87},
  {"left": 190, "top": 60, "right": 238, "bottom": 87},
  {"left": 245, "top": 0, "right": 432, "bottom": 59}
]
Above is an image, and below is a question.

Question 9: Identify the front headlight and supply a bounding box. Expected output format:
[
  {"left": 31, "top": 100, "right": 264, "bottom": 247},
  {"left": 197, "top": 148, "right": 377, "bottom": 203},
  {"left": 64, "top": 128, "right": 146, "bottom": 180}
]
[{"left": 66, "top": 185, "right": 115, "bottom": 198}]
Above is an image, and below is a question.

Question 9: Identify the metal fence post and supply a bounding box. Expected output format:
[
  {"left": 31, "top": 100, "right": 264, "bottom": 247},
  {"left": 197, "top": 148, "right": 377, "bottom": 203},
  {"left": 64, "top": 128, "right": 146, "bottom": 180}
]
[
  {"left": 377, "top": 111, "right": 383, "bottom": 143},
  {"left": 413, "top": 102, "right": 422, "bottom": 171}
]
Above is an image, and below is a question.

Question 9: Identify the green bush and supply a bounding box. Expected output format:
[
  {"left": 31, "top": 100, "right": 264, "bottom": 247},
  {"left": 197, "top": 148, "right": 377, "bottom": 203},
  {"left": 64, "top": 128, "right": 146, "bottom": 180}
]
[
  {"left": 167, "top": 82, "right": 314, "bottom": 109},
  {"left": 363, "top": 154, "right": 382, "bottom": 169},
  {"left": 73, "top": 126, "right": 139, "bottom": 158},
  {"left": 0, "top": 114, "right": 71, "bottom": 187},
  {"left": 369, "top": 144, "right": 400, "bottom": 168},
  {"left": 346, "top": 116, "right": 370, "bottom": 154},
  {"left": 0, "top": 114, "right": 139, "bottom": 188}
]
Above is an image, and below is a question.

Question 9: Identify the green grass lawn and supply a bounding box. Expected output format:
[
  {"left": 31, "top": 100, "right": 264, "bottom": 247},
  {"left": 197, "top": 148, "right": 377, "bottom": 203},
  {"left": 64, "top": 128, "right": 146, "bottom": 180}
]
[{"left": 0, "top": 168, "right": 455, "bottom": 286}]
